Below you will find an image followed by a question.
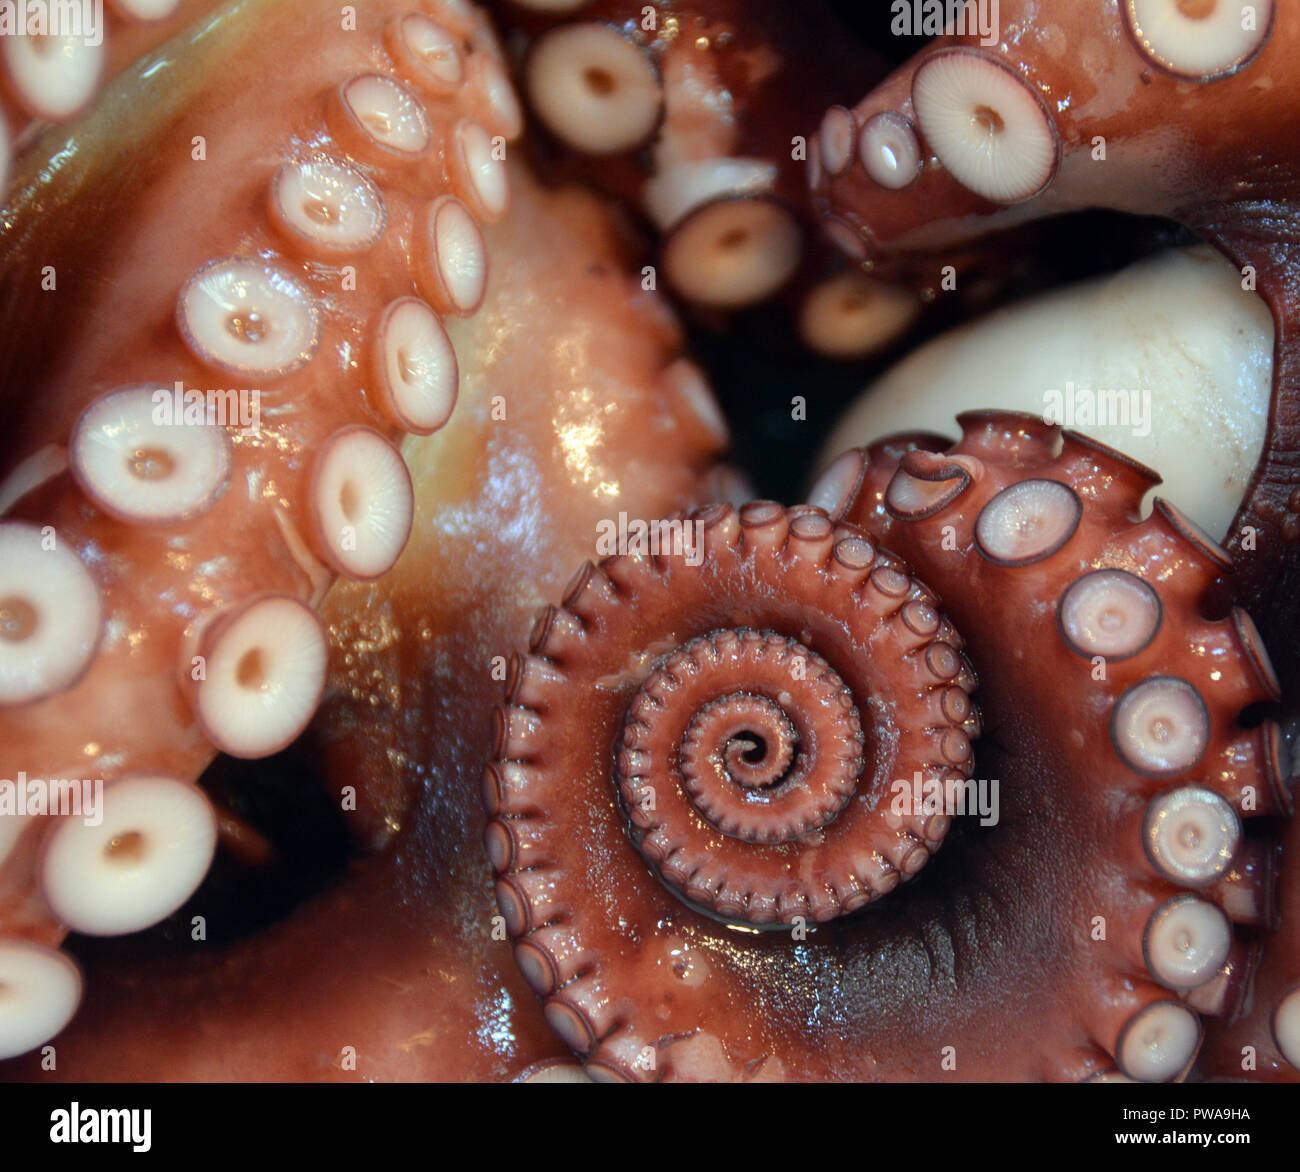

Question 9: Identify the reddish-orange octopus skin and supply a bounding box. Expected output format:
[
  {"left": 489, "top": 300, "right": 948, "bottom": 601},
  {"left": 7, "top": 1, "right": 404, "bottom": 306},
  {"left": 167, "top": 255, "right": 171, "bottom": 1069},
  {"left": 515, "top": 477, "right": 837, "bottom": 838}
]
[
  {"left": 486, "top": 414, "right": 1287, "bottom": 1082},
  {"left": 487, "top": 501, "right": 984, "bottom": 1081},
  {"left": 493, "top": 0, "right": 920, "bottom": 339},
  {"left": 0, "top": 0, "right": 1298, "bottom": 1088},
  {"left": 501, "top": 0, "right": 880, "bottom": 209},
  {"left": 0, "top": 0, "right": 524, "bottom": 933},
  {"left": 0, "top": 0, "right": 728, "bottom": 1079},
  {"left": 0, "top": 0, "right": 225, "bottom": 145},
  {"left": 810, "top": 0, "right": 1300, "bottom": 667},
  {"left": 840, "top": 418, "right": 1292, "bottom": 1082},
  {"left": 495, "top": 0, "right": 1049, "bottom": 354}
]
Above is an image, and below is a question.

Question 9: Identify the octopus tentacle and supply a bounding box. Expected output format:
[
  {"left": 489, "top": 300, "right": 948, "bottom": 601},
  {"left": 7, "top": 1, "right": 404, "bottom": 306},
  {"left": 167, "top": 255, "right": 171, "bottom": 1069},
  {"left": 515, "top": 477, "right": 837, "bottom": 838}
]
[
  {"left": 816, "top": 244, "right": 1275, "bottom": 553},
  {"left": 807, "top": 1, "right": 1300, "bottom": 661},
  {"left": 826, "top": 409, "right": 1288, "bottom": 1080},
  {"left": 0, "top": 939, "right": 81, "bottom": 1062},
  {"left": 486, "top": 408, "right": 1287, "bottom": 1082},
  {"left": 0, "top": 0, "right": 522, "bottom": 1059},
  {"left": 0, "top": 0, "right": 221, "bottom": 141},
  {"left": 488, "top": 501, "right": 978, "bottom": 1079},
  {"left": 494, "top": 0, "right": 933, "bottom": 359},
  {"left": 0, "top": 127, "right": 730, "bottom": 1076},
  {"left": 1, "top": 0, "right": 1296, "bottom": 1089}
]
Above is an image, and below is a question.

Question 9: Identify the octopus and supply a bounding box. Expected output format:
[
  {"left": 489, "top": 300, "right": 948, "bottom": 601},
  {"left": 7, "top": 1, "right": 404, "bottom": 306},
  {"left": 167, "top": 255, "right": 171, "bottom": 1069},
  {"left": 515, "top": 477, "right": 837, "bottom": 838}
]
[{"left": 0, "top": 0, "right": 1296, "bottom": 1084}]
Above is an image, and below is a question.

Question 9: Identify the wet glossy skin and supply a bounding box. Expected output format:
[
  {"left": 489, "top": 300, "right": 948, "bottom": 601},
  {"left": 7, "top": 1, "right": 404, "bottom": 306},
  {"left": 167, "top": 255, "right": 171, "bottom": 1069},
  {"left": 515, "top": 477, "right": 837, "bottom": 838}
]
[
  {"left": 499, "top": 0, "right": 926, "bottom": 341},
  {"left": 815, "top": 2, "right": 1299, "bottom": 248},
  {"left": 0, "top": 157, "right": 725, "bottom": 1080},
  {"left": 488, "top": 414, "right": 1282, "bottom": 1082},
  {"left": 801, "top": 7, "right": 1300, "bottom": 1080},
  {"left": 811, "top": 0, "right": 1300, "bottom": 673},
  {"left": 0, "top": 0, "right": 224, "bottom": 141},
  {"left": 0, "top": 0, "right": 724, "bottom": 1079},
  {"left": 0, "top": 0, "right": 1297, "bottom": 1083}
]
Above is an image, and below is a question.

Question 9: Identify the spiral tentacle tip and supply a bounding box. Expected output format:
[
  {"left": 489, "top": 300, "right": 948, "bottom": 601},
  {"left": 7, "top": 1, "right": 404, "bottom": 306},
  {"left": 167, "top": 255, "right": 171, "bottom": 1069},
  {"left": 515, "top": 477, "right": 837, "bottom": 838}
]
[{"left": 488, "top": 501, "right": 979, "bottom": 1076}]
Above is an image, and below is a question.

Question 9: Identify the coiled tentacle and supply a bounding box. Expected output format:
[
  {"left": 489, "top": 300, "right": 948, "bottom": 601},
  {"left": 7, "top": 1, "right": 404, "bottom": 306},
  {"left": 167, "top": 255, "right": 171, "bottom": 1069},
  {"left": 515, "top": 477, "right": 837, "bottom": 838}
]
[
  {"left": 487, "top": 501, "right": 978, "bottom": 1080},
  {"left": 0, "top": 116, "right": 732, "bottom": 1076},
  {"left": 486, "top": 408, "right": 1289, "bottom": 1083}
]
